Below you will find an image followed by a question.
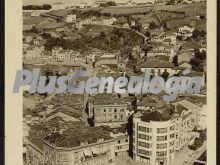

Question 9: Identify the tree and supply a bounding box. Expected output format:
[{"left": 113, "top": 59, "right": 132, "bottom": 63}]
[
  {"left": 190, "top": 50, "right": 206, "bottom": 72},
  {"left": 149, "top": 22, "right": 157, "bottom": 30},
  {"left": 145, "top": 31, "right": 150, "bottom": 38},
  {"left": 41, "top": 33, "right": 51, "bottom": 39},
  {"left": 172, "top": 55, "right": 178, "bottom": 67},
  {"left": 192, "top": 30, "right": 206, "bottom": 40},
  {"left": 161, "top": 70, "right": 170, "bottom": 81},
  {"left": 100, "top": 31, "right": 106, "bottom": 38},
  {"left": 42, "top": 4, "right": 52, "bottom": 10},
  {"left": 29, "top": 26, "right": 38, "bottom": 33}
]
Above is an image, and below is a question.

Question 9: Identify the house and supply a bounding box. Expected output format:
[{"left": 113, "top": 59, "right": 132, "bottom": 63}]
[
  {"left": 147, "top": 43, "right": 173, "bottom": 58},
  {"left": 150, "top": 28, "right": 166, "bottom": 42},
  {"left": 140, "top": 59, "right": 177, "bottom": 76},
  {"left": 23, "top": 46, "right": 44, "bottom": 61},
  {"left": 178, "top": 51, "right": 194, "bottom": 64},
  {"left": 180, "top": 40, "right": 205, "bottom": 52},
  {"left": 102, "top": 17, "right": 117, "bottom": 25},
  {"left": 137, "top": 96, "right": 164, "bottom": 111},
  {"left": 101, "top": 125, "right": 129, "bottom": 156},
  {"left": 78, "top": 2, "right": 91, "bottom": 8},
  {"left": 51, "top": 2, "right": 65, "bottom": 10},
  {"left": 66, "top": 14, "right": 76, "bottom": 23},
  {"left": 170, "top": 104, "right": 194, "bottom": 151},
  {"left": 165, "top": 31, "right": 176, "bottom": 45},
  {"left": 88, "top": 94, "right": 130, "bottom": 127}
]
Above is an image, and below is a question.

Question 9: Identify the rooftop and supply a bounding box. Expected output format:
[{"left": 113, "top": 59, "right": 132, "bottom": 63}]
[
  {"left": 140, "top": 59, "right": 174, "bottom": 68},
  {"left": 140, "top": 108, "right": 171, "bottom": 122},
  {"left": 44, "top": 126, "right": 113, "bottom": 148}
]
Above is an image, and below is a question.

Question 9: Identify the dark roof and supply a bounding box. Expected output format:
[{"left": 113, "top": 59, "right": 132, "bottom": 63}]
[
  {"left": 140, "top": 109, "right": 171, "bottom": 122},
  {"left": 140, "top": 59, "right": 174, "bottom": 68},
  {"left": 90, "top": 94, "right": 127, "bottom": 105},
  {"left": 44, "top": 126, "right": 113, "bottom": 148},
  {"left": 181, "top": 40, "right": 203, "bottom": 50}
]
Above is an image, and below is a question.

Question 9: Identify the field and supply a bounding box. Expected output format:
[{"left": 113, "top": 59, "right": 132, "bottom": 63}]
[
  {"left": 155, "top": 2, "right": 206, "bottom": 16},
  {"left": 101, "top": 6, "right": 152, "bottom": 15},
  {"left": 81, "top": 25, "right": 114, "bottom": 37}
]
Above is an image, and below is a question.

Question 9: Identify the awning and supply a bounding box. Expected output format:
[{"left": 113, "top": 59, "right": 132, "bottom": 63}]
[{"left": 83, "top": 149, "right": 92, "bottom": 157}]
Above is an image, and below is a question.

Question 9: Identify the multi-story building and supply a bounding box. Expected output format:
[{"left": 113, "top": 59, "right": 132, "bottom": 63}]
[
  {"left": 101, "top": 124, "right": 129, "bottom": 156},
  {"left": 88, "top": 94, "right": 130, "bottom": 127},
  {"left": 26, "top": 117, "right": 116, "bottom": 165},
  {"left": 132, "top": 108, "right": 176, "bottom": 165},
  {"left": 170, "top": 104, "right": 193, "bottom": 151}
]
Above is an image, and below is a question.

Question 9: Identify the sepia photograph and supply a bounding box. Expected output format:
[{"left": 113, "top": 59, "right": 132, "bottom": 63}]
[{"left": 5, "top": 0, "right": 217, "bottom": 165}]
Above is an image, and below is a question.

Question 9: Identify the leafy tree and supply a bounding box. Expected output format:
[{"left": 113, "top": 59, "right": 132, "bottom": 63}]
[
  {"left": 190, "top": 50, "right": 206, "bottom": 72},
  {"left": 41, "top": 33, "right": 51, "bottom": 39},
  {"left": 100, "top": 31, "right": 106, "bottom": 38},
  {"left": 42, "top": 4, "right": 52, "bottom": 10},
  {"left": 172, "top": 55, "right": 178, "bottom": 67},
  {"left": 161, "top": 70, "right": 170, "bottom": 81},
  {"left": 29, "top": 26, "right": 38, "bottom": 33},
  {"left": 145, "top": 31, "right": 150, "bottom": 38},
  {"left": 149, "top": 22, "right": 157, "bottom": 30}
]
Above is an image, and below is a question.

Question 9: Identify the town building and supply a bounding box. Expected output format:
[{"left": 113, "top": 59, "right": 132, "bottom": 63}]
[
  {"left": 132, "top": 109, "right": 176, "bottom": 165},
  {"left": 140, "top": 59, "right": 179, "bottom": 76},
  {"left": 26, "top": 117, "right": 116, "bottom": 165},
  {"left": 66, "top": 14, "right": 76, "bottom": 23},
  {"left": 101, "top": 124, "right": 129, "bottom": 156},
  {"left": 88, "top": 94, "right": 130, "bottom": 127},
  {"left": 170, "top": 104, "right": 194, "bottom": 151}
]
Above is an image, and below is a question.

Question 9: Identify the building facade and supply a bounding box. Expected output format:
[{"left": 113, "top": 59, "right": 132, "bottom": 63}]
[{"left": 132, "top": 110, "right": 176, "bottom": 165}]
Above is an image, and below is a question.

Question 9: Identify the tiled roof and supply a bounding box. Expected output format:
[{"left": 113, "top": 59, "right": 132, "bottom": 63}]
[
  {"left": 140, "top": 59, "right": 174, "bottom": 68},
  {"left": 140, "top": 109, "right": 171, "bottom": 122},
  {"left": 181, "top": 40, "right": 203, "bottom": 50},
  {"left": 44, "top": 126, "right": 113, "bottom": 148}
]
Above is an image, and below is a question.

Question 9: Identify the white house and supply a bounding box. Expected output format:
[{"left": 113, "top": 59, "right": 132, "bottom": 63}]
[
  {"left": 66, "top": 14, "right": 76, "bottom": 23},
  {"left": 51, "top": 2, "right": 65, "bottom": 10}
]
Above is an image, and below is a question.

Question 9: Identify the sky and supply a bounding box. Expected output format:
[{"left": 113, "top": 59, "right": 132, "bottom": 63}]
[{"left": 22, "top": 0, "right": 96, "bottom": 6}]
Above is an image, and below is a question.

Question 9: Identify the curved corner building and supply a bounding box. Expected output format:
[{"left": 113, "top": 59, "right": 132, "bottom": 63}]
[{"left": 132, "top": 109, "right": 175, "bottom": 165}]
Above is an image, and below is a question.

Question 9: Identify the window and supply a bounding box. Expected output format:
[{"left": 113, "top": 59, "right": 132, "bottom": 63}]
[
  {"left": 170, "top": 125, "right": 175, "bottom": 131},
  {"left": 118, "top": 140, "right": 121, "bottom": 144},
  {"left": 157, "top": 136, "right": 167, "bottom": 141},
  {"left": 138, "top": 141, "right": 151, "bottom": 148},
  {"left": 138, "top": 141, "right": 146, "bottom": 147},
  {"left": 169, "top": 141, "right": 174, "bottom": 146},
  {"left": 96, "top": 109, "right": 100, "bottom": 113},
  {"left": 170, "top": 149, "right": 174, "bottom": 154},
  {"left": 120, "top": 115, "right": 123, "bottom": 120},
  {"left": 103, "top": 109, "right": 106, "bottom": 112},
  {"left": 138, "top": 126, "right": 146, "bottom": 132},
  {"left": 157, "top": 128, "right": 167, "bottom": 133},
  {"left": 170, "top": 133, "right": 175, "bottom": 139},
  {"left": 156, "top": 151, "right": 167, "bottom": 157},
  {"left": 114, "top": 115, "right": 117, "bottom": 119},
  {"left": 138, "top": 134, "right": 146, "bottom": 139},
  {"left": 114, "top": 108, "right": 117, "bottom": 113},
  {"left": 138, "top": 149, "right": 152, "bottom": 156},
  {"left": 156, "top": 143, "right": 167, "bottom": 149}
]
